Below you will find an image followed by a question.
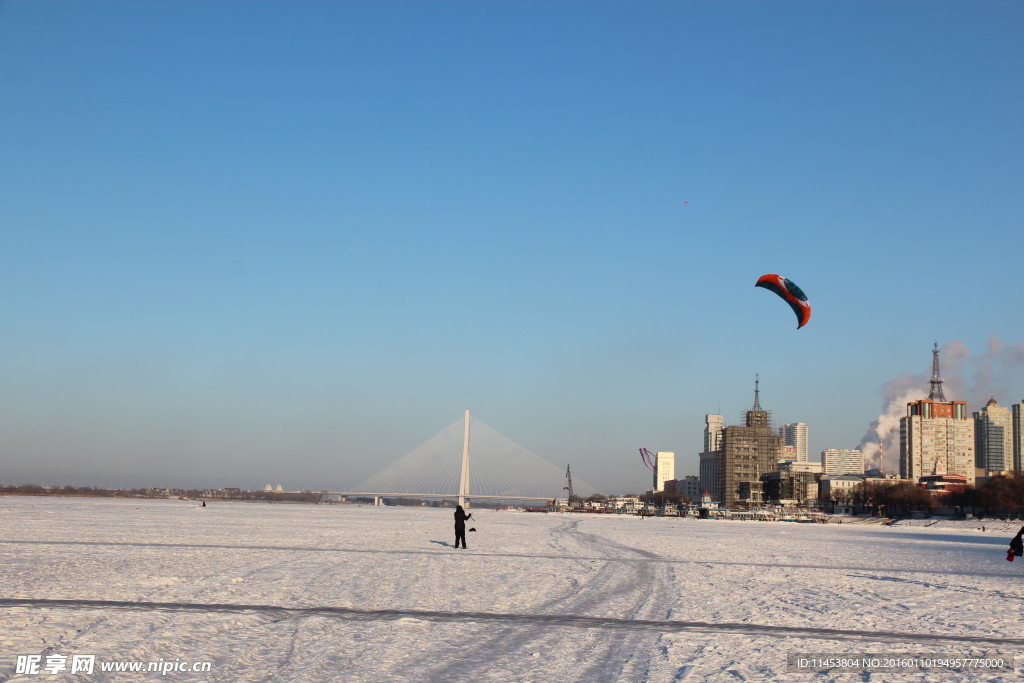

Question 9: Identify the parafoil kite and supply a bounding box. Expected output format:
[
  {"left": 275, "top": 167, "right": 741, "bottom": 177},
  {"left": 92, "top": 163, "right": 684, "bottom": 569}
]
[{"left": 755, "top": 274, "right": 811, "bottom": 329}]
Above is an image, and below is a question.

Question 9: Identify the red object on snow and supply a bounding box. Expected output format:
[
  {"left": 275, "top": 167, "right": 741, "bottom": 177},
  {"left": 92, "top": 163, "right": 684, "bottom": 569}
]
[{"left": 1008, "top": 551, "right": 1015, "bottom": 562}]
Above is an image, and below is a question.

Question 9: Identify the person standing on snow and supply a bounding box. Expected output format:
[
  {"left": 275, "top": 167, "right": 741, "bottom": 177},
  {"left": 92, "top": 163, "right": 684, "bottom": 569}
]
[
  {"left": 454, "top": 505, "right": 472, "bottom": 549},
  {"left": 1008, "top": 526, "right": 1024, "bottom": 561}
]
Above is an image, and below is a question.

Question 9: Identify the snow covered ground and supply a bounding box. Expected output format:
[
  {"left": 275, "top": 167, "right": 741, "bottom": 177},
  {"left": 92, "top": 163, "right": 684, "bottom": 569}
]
[{"left": 2, "top": 497, "right": 1023, "bottom": 682}]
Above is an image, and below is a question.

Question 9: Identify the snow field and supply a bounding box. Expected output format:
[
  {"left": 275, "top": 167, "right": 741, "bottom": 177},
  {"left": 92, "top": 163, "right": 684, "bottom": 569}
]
[{"left": 1, "top": 497, "right": 1022, "bottom": 682}]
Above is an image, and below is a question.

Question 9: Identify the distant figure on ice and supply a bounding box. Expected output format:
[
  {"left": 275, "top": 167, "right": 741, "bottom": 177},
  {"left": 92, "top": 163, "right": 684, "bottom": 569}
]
[
  {"left": 201, "top": 501, "right": 206, "bottom": 508},
  {"left": 1008, "top": 527, "right": 1024, "bottom": 562},
  {"left": 454, "top": 505, "right": 472, "bottom": 549}
]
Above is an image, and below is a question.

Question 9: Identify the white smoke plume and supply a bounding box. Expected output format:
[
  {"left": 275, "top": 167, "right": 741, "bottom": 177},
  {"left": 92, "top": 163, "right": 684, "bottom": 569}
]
[{"left": 858, "top": 336, "right": 1024, "bottom": 474}]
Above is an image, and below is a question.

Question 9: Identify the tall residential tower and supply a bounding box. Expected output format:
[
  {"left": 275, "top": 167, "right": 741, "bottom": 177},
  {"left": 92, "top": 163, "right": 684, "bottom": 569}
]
[
  {"left": 782, "top": 423, "right": 808, "bottom": 462},
  {"left": 654, "top": 452, "right": 675, "bottom": 492},
  {"left": 699, "top": 414, "right": 724, "bottom": 502},
  {"left": 899, "top": 344, "right": 975, "bottom": 484},
  {"left": 1013, "top": 401, "right": 1024, "bottom": 472},
  {"left": 975, "top": 398, "right": 1014, "bottom": 473},
  {"left": 704, "top": 414, "right": 724, "bottom": 452}
]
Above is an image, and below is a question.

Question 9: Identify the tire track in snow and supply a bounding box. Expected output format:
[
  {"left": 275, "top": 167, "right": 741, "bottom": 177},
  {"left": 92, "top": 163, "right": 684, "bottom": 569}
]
[
  {"left": 3, "top": 598, "right": 1022, "bottom": 647},
  {"left": 410, "top": 518, "right": 675, "bottom": 682},
  {"left": 411, "top": 519, "right": 615, "bottom": 682},
  {"left": 564, "top": 520, "right": 675, "bottom": 682}
]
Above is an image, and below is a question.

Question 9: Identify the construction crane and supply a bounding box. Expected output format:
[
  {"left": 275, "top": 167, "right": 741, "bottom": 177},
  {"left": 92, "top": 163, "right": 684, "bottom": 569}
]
[
  {"left": 639, "top": 448, "right": 657, "bottom": 472},
  {"left": 563, "top": 464, "right": 576, "bottom": 508}
]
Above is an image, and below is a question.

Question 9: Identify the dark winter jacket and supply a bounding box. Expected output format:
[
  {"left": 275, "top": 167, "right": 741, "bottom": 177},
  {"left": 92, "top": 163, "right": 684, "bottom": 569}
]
[
  {"left": 454, "top": 508, "right": 472, "bottom": 529},
  {"left": 1011, "top": 527, "right": 1024, "bottom": 557}
]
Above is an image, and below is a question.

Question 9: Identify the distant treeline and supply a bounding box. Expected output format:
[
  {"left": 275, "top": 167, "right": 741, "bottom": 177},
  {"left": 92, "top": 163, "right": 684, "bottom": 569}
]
[
  {"left": 0, "top": 485, "right": 518, "bottom": 508},
  {"left": 838, "top": 474, "right": 1024, "bottom": 517},
  {"left": 638, "top": 491, "right": 692, "bottom": 506},
  {"left": 0, "top": 485, "right": 322, "bottom": 504}
]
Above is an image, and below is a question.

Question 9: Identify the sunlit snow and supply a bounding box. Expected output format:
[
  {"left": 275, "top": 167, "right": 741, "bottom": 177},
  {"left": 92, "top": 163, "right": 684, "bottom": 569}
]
[{"left": 1, "top": 497, "right": 1021, "bottom": 682}]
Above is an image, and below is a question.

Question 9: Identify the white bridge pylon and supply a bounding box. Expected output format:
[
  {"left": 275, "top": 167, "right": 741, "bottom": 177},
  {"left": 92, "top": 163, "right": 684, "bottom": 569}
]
[{"left": 353, "top": 411, "right": 599, "bottom": 505}]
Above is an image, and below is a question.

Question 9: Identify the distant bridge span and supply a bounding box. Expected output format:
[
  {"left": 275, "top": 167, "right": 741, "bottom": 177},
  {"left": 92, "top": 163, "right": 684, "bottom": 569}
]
[
  {"left": 327, "top": 492, "right": 553, "bottom": 502},
  {"left": 348, "top": 411, "right": 599, "bottom": 506}
]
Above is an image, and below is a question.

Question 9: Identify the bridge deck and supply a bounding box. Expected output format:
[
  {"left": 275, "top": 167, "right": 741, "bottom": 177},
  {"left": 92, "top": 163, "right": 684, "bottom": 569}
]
[{"left": 327, "top": 492, "right": 556, "bottom": 501}]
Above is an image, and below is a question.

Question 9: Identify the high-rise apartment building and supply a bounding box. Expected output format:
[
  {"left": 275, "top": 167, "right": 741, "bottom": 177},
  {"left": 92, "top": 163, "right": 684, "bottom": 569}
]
[
  {"left": 716, "top": 377, "right": 783, "bottom": 508},
  {"left": 699, "top": 450, "right": 721, "bottom": 502},
  {"left": 782, "top": 423, "right": 808, "bottom": 462},
  {"left": 821, "top": 449, "right": 864, "bottom": 475},
  {"left": 975, "top": 398, "right": 1014, "bottom": 473},
  {"left": 699, "top": 414, "right": 725, "bottom": 502},
  {"left": 704, "top": 414, "right": 724, "bottom": 452},
  {"left": 899, "top": 344, "right": 975, "bottom": 484},
  {"left": 696, "top": 450, "right": 720, "bottom": 499},
  {"left": 654, "top": 452, "right": 675, "bottom": 492},
  {"left": 1011, "top": 401, "right": 1024, "bottom": 472}
]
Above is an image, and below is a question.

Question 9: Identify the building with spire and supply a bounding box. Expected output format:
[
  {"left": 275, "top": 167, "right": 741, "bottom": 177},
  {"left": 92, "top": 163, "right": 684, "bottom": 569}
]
[
  {"left": 900, "top": 344, "right": 975, "bottom": 484},
  {"left": 975, "top": 398, "right": 1014, "bottom": 473},
  {"left": 715, "top": 376, "right": 784, "bottom": 508}
]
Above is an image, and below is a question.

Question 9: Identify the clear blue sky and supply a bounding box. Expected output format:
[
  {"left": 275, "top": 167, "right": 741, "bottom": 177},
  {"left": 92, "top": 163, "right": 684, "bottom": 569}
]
[{"left": 1, "top": 1, "right": 1022, "bottom": 493}]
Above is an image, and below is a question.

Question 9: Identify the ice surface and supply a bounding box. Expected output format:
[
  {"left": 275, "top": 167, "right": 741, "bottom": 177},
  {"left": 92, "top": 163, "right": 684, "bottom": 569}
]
[{"left": 1, "top": 497, "right": 1023, "bottom": 682}]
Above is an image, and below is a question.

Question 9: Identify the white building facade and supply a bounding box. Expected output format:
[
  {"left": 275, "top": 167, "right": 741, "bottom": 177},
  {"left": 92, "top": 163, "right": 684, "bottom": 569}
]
[
  {"left": 654, "top": 452, "right": 675, "bottom": 492},
  {"left": 975, "top": 398, "right": 1014, "bottom": 473},
  {"left": 900, "top": 400, "right": 975, "bottom": 484},
  {"left": 699, "top": 414, "right": 724, "bottom": 502},
  {"left": 819, "top": 474, "right": 865, "bottom": 501},
  {"left": 782, "top": 423, "right": 808, "bottom": 462},
  {"left": 821, "top": 449, "right": 864, "bottom": 476},
  {"left": 704, "top": 414, "right": 724, "bottom": 452}
]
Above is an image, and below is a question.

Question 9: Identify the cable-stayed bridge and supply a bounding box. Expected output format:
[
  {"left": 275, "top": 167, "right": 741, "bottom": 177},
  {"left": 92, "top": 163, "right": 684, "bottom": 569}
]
[{"left": 331, "top": 412, "right": 599, "bottom": 505}]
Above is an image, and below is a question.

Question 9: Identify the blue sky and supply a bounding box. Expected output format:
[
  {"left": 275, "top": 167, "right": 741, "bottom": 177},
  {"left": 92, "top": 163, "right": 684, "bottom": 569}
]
[{"left": 1, "top": 1, "right": 1022, "bottom": 493}]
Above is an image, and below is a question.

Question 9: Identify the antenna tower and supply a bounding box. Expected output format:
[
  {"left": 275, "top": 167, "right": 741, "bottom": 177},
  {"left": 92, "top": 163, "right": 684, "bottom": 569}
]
[
  {"left": 752, "top": 373, "right": 762, "bottom": 411},
  {"left": 928, "top": 342, "right": 946, "bottom": 402}
]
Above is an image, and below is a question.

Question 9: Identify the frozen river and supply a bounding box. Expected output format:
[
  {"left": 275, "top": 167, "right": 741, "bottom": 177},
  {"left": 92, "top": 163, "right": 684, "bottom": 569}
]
[{"left": 2, "top": 497, "right": 1023, "bottom": 682}]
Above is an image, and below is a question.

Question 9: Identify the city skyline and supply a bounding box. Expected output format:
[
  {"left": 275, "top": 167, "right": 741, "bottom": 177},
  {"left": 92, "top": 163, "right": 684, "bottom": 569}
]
[
  {"left": 1, "top": 2, "right": 1023, "bottom": 493},
  {"left": 2, "top": 342, "right": 1023, "bottom": 494}
]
